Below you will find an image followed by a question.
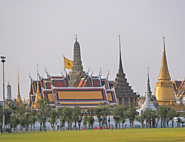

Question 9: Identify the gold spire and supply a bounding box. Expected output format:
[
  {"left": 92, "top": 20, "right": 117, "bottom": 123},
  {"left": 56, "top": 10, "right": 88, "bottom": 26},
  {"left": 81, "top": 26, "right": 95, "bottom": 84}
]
[
  {"left": 16, "top": 69, "right": 22, "bottom": 103},
  {"left": 158, "top": 37, "right": 171, "bottom": 81},
  {"left": 34, "top": 65, "right": 41, "bottom": 108}
]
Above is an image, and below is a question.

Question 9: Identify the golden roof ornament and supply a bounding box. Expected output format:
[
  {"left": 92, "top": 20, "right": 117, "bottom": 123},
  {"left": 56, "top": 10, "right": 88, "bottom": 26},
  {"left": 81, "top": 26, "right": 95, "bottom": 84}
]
[
  {"left": 158, "top": 37, "right": 171, "bottom": 81},
  {"left": 34, "top": 65, "right": 41, "bottom": 108},
  {"left": 16, "top": 69, "right": 22, "bottom": 103}
]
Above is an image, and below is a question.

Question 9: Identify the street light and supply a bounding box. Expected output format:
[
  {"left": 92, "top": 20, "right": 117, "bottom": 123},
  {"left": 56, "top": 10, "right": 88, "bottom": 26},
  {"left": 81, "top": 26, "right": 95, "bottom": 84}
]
[{"left": 1, "top": 56, "right": 6, "bottom": 133}]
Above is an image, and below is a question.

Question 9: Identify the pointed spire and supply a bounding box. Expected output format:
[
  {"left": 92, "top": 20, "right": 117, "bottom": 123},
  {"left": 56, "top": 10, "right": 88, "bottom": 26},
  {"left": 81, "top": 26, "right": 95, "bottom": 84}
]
[
  {"left": 16, "top": 69, "right": 22, "bottom": 103},
  {"left": 75, "top": 35, "right": 78, "bottom": 41},
  {"left": 147, "top": 67, "right": 152, "bottom": 96},
  {"left": 118, "top": 35, "right": 124, "bottom": 74},
  {"left": 158, "top": 37, "right": 171, "bottom": 81},
  {"left": 35, "top": 65, "right": 41, "bottom": 107}
]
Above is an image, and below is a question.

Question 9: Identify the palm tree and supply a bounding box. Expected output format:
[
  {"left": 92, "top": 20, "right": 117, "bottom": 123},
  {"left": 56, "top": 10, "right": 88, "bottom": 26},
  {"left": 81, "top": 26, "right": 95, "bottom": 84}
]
[
  {"left": 57, "top": 107, "right": 66, "bottom": 130},
  {"left": 63, "top": 107, "right": 73, "bottom": 130},
  {"left": 29, "top": 109, "right": 36, "bottom": 131},
  {"left": 126, "top": 108, "right": 137, "bottom": 128},
  {"left": 73, "top": 106, "right": 81, "bottom": 130},
  {"left": 77, "top": 110, "right": 84, "bottom": 130},
  {"left": 87, "top": 108, "right": 95, "bottom": 130},
  {"left": 83, "top": 111, "right": 88, "bottom": 129},
  {"left": 157, "top": 105, "right": 168, "bottom": 128},
  {"left": 94, "top": 105, "right": 103, "bottom": 129},
  {"left": 49, "top": 109, "right": 57, "bottom": 131},
  {"left": 37, "top": 98, "right": 51, "bottom": 131},
  {"left": 166, "top": 108, "right": 177, "bottom": 127}
]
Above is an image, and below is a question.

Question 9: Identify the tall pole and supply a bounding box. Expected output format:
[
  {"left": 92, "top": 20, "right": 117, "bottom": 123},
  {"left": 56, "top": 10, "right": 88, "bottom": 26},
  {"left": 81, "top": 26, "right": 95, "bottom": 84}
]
[{"left": 1, "top": 56, "right": 6, "bottom": 133}]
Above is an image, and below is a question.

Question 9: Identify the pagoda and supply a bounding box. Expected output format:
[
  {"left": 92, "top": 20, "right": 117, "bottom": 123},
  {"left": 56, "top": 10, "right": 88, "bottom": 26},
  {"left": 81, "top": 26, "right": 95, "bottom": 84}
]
[
  {"left": 154, "top": 37, "right": 176, "bottom": 105},
  {"left": 114, "top": 36, "right": 139, "bottom": 108},
  {"left": 139, "top": 68, "right": 156, "bottom": 115},
  {"left": 69, "top": 36, "right": 85, "bottom": 87}
]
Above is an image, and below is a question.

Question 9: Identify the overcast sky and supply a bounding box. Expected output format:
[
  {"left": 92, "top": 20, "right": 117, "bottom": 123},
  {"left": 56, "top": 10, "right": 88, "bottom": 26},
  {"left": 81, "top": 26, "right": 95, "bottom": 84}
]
[{"left": 0, "top": 0, "right": 185, "bottom": 101}]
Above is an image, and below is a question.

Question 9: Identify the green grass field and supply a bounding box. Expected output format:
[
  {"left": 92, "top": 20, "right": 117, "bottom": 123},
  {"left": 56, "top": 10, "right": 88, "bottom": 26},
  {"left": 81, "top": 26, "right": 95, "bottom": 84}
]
[{"left": 0, "top": 128, "right": 185, "bottom": 142}]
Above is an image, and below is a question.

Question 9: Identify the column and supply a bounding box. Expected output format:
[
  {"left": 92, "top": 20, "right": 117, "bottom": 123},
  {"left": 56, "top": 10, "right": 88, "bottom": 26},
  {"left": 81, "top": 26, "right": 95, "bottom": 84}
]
[
  {"left": 133, "top": 97, "right": 135, "bottom": 107},
  {"left": 128, "top": 98, "right": 130, "bottom": 108},
  {"left": 122, "top": 98, "right": 125, "bottom": 106}
]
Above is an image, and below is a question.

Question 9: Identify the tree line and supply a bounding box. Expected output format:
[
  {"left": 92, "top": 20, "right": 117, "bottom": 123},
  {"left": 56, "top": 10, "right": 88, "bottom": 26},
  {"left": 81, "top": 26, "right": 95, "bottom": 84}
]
[{"left": 0, "top": 98, "right": 185, "bottom": 133}]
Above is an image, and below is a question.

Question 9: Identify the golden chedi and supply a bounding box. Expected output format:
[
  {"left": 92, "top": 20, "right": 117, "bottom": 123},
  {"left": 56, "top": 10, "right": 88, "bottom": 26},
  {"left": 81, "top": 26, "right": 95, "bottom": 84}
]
[
  {"left": 16, "top": 71, "right": 22, "bottom": 104},
  {"left": 154, "top": 37, "right": 176, "bottom": 105}
]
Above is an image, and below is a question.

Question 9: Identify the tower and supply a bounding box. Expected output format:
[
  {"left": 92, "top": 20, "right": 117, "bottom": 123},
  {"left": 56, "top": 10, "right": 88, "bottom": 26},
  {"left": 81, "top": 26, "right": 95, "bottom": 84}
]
[
  {"left": 139, "top": 68, "right": 156, "bottom": 114},
  {"left": 16, "top": 71, "right": 22, "bottom": 103},
  {"left": 34, "top": 66, "right": 42, "bottom": 109},
  {"left": 7, "top": 82, "right": 12, "bottom": 100},
  {"left": 69, "top": 36, "right": 85, "bottom": 86},
  {"left": 114, "top": 36, "right": 139, "bottom": 108},
  {"left": 154, "top": 37, "right": 175, "bottom": 105}
]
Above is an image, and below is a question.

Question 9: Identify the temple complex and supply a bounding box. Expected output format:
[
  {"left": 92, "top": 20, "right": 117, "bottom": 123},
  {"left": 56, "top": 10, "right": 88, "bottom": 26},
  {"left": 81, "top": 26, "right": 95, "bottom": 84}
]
[
  {"left": 154, "top": 37, "right": 176, "bottom": 105},
  {"left": 28, "top": 38, "right": 118, "bottom": 110},
  {"left": 114, "top": 36, "right": 139, "bottom": 108}
]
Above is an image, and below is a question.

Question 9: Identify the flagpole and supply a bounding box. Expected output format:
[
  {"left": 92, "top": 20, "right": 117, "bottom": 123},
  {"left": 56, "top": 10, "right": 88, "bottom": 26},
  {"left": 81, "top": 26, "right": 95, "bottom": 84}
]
[{"left": 63, "top": 55, "right": 65, "bottom": 75}]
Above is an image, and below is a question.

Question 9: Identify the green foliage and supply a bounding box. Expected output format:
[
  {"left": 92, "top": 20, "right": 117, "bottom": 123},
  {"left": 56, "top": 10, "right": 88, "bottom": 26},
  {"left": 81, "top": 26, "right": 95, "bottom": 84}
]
[
  {"left": 37, "top": 98, "right": 51, "bottom": 131},
  {"left": 57, "top": 107, "right": 66, "bottom": 130},
  {"left": 49, "top": 109, "right": 57, "bottom": 131},
  {"left": 87, "top": 108, "right": 95, "bottom": 129},
  {"left": 126, "top": 108, "right": 137, "bottom": 128},
  {"left": 63, "top": 107, "right": 73, "bottom": 130},
  {"left": 83, "top": 112, "right": 88, "bottom": 129},
  {"left": 113, "top": 105, "right": 127, "bottom": 129}
]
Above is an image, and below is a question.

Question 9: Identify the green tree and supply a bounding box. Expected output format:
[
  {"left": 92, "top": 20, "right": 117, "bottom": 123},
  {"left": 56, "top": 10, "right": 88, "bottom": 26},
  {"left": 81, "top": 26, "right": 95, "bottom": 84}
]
[
  {"left": 37, "top": 98, "right": 51, "bottom": 131},
  {"left": 166, "top": 108, "right": 177, "bottom": 127},
  {"left": 113, "top": 105, "right": 126, "bottom": 129},
  {"left": 8, "top": 101, "right": 19, "bottom": 132},
  {"left": 63, "top": 107, "right": 73, "bottom": 130},
  {"left": 87, "top": 108, "right": 95, "bottom": 130},
  {"left": 57, "top": 107, "right": 66, "bottom": 130},
  {"left": 126, "top": 108, "right": 137, "bottom": 128},
  {"left": 77, "top": 110, "right": 84, "bottom": 130},
  {"left": 29, "top": 109, "right": 37, "bottom": 131},
  {"left": 49, "top": 109, "right": 57, "bottom": 131},
  {"left": 94, "top": 106, "right": 102, "bottom": 129},
  {"left": 157, "top": 105, "right": 168, "bottom": 128},
  {"left": 83, "top": 112, "right": 88, "bottom": 129},
  {"left": 73, "top": 106, "right": 81, "bottom": 130},
  {"left": 101, "top": 105, "right": 109, "bottom": 129}
]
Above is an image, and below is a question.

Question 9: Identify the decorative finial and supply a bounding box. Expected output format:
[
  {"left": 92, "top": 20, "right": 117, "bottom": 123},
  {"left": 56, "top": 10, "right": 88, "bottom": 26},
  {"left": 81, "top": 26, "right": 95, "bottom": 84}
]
[
  {"left": 107, "top": 70, "right": 109, "bottom": 79},
  {"left": 163, "top": 37, "right": 165, "bottom": 52},
  {"left": 87, "top": 68, "right": 90, "bottom": 75},
  {"left": 99, "top": 68, "right": 102, "bottom": 76},
  {"left": 91, "top": 71, "right": 93, "bottom": 76},
  {"left": 76, "top": 35, "right": 77, "bottom": 41},
  {"left": 119, "top": 35, "right": 121, "bottom": 52},
  {"left": 18, "top": 69, "right": 19, "bottom": 83}
]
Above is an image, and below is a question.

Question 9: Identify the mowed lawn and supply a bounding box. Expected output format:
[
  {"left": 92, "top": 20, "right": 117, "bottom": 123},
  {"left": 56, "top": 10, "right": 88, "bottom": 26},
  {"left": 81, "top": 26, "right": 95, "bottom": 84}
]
[{"left": 0, "top": 128, "right": 185, "bottom": 142}]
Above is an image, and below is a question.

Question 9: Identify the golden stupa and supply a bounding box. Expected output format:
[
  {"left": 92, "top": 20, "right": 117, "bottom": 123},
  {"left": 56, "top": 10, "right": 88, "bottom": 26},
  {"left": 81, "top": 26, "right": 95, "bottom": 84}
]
[
  {"left": 154, "top": 37, "right": 176, "bottom": 105},
  {"left": 34, "top": 67, "right": 42, "bottom": 109},
  {"left": 16, "top": 71, "right": 22, "bottom": 104}
]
